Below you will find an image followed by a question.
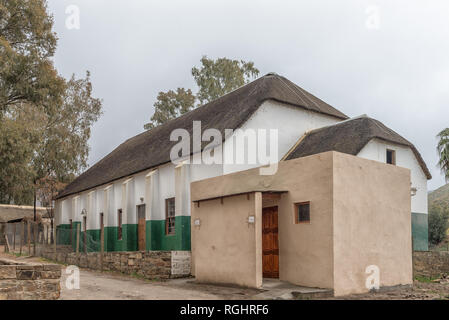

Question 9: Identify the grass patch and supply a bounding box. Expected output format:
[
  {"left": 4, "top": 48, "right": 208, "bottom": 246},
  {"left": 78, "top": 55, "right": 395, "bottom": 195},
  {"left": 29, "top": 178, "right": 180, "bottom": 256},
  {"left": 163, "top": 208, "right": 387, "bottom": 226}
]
[
  {"left": 430, "top": 245, "right": 449, "bottom": 252},
  {"left": 128, "top": 271, "right": 162, "bottom": 282},
  {"left": 9, "top": 252, "right": 29, "bottom": 257},
  {"left": 129, "top": 272, "right": 148, "bottom": 281},
  {"left": 99, "top": 269, "right": 163, "bottom": 282},
  {"left": 414, "top": 275, "right": 440, "bottom": 283},
  {"left": 38, "top": 257, "right": 69, "bottom": 266}
]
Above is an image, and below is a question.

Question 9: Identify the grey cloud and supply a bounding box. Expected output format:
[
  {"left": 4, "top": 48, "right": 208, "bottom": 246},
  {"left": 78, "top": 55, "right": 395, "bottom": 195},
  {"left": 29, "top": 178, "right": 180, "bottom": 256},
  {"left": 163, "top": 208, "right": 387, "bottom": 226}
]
[{"left": 47, "top": 0, "right": 449, "bottom": 190}]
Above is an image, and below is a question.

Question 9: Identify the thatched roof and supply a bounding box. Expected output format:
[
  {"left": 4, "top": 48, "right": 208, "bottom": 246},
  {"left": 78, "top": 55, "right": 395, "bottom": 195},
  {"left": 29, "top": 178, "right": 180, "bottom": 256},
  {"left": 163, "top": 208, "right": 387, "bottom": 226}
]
[
  {"left": 285, "top": 116, "right": 431, "bottom": 179},
  {"left": 56, "top": 73, "right": 348, "bottom": 199}
]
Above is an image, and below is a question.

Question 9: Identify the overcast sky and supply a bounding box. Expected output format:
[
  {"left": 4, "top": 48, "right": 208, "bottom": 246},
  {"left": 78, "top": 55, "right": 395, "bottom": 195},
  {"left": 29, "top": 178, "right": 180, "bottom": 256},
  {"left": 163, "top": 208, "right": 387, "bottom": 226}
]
[{"left": 47, "top": 0, "right": 449, "bottom": 191}]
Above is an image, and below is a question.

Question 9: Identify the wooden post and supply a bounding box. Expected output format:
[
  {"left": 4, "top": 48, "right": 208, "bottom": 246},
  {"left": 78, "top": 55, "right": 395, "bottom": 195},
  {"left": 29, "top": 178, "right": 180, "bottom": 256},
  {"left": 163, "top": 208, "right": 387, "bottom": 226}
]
[
  {"left": 4, "top": 235, "right": 10, "bottom": 253},
  {"left": 27, "top": 221, "right": 31, "bottom": 255},
  {"left": 76, "top": 223, "right": 80, "bottom": 255},
  {"left": 33, "top": 222, "right": 37, "bottom": 256},
  {"left": 13, "top": 224, "right": 16, "bottom": 251},
  {"left": 69, "top": 221, "right": 72, "bottom": 246},
  {"left": 20, "top": 221, "right": 24, "bottom": 255},
  {"left": 84, "top": 224, "right": 87, "bottom": 254},
  {"left": 100, "top": 222, "right": 104, "bottom": 271},
  {"left": 53, "top": 222, "right": 57, "bottom": 255}
]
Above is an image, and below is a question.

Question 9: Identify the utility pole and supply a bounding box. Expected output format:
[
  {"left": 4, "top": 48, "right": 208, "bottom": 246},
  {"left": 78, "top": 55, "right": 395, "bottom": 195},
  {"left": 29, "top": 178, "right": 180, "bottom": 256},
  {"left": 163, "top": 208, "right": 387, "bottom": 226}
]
[
  {"left": 33, "top": 178, "right": 37, "bottom": 222},
  {"left": 33, "top": 190, "right": 37, "bottom": 221}
]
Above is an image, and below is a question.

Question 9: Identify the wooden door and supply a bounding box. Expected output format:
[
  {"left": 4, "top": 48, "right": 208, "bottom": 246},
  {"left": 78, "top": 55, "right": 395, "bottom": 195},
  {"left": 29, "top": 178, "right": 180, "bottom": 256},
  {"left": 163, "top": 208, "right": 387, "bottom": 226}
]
[
  {"left": 262, "top": 206, "right": 279, "bottom": 278},
  {"left": 137, "top": 205, "right": 146, "bottom": 251}
]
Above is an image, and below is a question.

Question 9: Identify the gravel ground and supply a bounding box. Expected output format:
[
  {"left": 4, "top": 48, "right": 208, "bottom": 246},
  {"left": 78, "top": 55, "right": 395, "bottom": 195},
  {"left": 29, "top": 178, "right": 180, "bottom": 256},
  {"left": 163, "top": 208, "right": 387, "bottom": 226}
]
[
  {"left": 323, "top": 279, "right": 449, "bottom": 300},
  {"left": 59, "top": 271, "right": 449, "bottom": 300},
  {"left": 2, "top": 251, "right": 449, "bottom": 300},
  {"left": 59, "top": 267, "right": 262, "bottom": 300}
]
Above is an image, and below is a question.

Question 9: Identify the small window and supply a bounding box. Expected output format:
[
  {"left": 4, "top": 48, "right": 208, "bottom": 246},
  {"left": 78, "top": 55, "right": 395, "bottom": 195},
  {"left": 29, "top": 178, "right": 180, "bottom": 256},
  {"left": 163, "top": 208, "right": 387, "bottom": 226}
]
[
  {"left": 165, "top": 198, "right": 176, "bottom": 235},
  {"left": 295, "top": 202, "right": 310, "bottom": 223},
  {"left": 386, "top": 149, "right": 396, "bottom": 165},
  {"left": 117, "top": 209, "right": 123, "bottom": 240}
]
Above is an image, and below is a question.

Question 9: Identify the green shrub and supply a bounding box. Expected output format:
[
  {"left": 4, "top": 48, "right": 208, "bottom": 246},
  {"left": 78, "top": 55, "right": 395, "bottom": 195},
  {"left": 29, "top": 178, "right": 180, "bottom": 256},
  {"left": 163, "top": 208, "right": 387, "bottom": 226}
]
[{"left": 429, "top": 205, "right": 449, "bottom": 245}]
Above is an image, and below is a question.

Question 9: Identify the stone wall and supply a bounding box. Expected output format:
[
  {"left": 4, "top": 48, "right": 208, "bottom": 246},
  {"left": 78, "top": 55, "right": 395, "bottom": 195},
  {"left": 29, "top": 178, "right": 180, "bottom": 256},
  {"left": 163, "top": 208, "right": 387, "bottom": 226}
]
[
  {"left": 0, "top": 258, "right": 61, "bottom": 300},
  {"left": 413, "top": 251, "right": 449, "bottom": 277},
  {"left": 39, "top": 248, "right": 191, "bottom": 279}
]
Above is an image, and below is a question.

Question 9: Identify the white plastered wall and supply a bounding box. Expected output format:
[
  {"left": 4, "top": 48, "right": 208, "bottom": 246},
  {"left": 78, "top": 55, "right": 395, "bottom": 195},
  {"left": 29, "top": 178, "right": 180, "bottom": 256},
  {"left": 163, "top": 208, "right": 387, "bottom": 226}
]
[
  {"left": 357, "top": 138, "right": 428, "bottom": 214},
  {"left": 223, "top": 99, "right": 342, "bottom": 174},
  {"left": 145, "top": 170, "right": 159, "bottom": 221}
]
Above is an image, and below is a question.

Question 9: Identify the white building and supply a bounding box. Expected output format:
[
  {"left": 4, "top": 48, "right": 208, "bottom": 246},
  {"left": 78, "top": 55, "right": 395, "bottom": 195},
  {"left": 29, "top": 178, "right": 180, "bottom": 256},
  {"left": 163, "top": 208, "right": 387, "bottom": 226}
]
[{"left": 54, "top": 73, "right": 430, "bottom": 252}]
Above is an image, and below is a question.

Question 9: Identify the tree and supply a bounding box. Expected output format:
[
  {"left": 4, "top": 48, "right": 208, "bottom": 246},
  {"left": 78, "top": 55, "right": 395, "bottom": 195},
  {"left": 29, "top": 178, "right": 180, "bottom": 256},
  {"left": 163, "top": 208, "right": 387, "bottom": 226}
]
[
  {"left": 144, "top": 56, "right": 259, "bottom": 130},
  {"left": 144, "top": 88, "right": 195, "bottom": 130},
  {"left": 0, "top": 0, "right": 65, "bottom": 114},
  {"left": 429, "top": 204, "right": 449, "bottom": 246},
  {"left": 437, "top": 128, "right": 449, "bottom": 182},
  {"left": 192, "top": 56, "right": 259, "bottom": 105},
  {"left": 33, "top": 72, "right": 103, "bottom": 181},
  {"left": 36, "top": 175, "right": 67, "bottom": 221},
  {"left": 0, "top": 104, "right": 45, "bottom": 204},
  {"left": 0, "top": 1, "right": 103, "bottom": 205},
  {"left": 0, "top": 72, "right": 102, "bottom": 205}
]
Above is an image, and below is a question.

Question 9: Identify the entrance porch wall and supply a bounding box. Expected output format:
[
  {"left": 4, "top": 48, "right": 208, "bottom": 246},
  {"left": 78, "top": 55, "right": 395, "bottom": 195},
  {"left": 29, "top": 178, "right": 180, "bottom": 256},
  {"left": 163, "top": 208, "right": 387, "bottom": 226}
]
[
  {"left": 191, "top": 152, "right": 335, "bottom": 289},
  {"left": 332, "top": 152, "right": 413, "bottom": 296},
  {"left": 191, "top": 192, "right": 262, "bottom": 288}
]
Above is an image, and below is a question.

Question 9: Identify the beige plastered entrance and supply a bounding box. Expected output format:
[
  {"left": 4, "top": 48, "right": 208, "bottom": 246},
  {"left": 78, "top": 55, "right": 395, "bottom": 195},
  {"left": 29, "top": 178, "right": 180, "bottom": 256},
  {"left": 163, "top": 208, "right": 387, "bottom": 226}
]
[{"left": 190, "top": 151, "right": 413, "bottom": 296}]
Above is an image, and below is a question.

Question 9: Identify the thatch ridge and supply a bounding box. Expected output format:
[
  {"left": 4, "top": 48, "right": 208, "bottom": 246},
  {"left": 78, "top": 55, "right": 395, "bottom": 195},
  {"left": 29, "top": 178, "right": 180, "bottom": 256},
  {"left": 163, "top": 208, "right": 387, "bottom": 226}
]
[{"left": 285, "top": 116, "right": 431, "bottom": 179}]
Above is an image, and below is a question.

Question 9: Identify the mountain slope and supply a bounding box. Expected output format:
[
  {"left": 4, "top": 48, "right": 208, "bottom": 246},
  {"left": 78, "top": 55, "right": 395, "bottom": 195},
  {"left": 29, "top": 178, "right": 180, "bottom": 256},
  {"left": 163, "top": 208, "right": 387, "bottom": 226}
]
[{"left": 429, "top": 183, "right": 449, "bottom": 209}]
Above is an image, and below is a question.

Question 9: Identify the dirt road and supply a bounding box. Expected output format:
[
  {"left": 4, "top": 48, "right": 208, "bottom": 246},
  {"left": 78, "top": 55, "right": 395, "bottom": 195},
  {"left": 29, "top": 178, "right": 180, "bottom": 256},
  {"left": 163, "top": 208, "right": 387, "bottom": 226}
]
[
  {"left": 60, "top": 267, "right": 260, "bottom": 300},
  {"left": 0, "top": 252, "right": 261, "bottom": 300}
]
